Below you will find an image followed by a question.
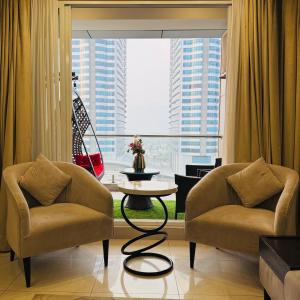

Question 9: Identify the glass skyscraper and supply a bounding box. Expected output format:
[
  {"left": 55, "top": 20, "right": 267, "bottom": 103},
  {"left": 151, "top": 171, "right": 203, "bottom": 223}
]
[
  {"left": 169, "top": 38, "right": 221, "bottom": 167},
  {"left": 72, "top": 38, "right": 222, "bottom": 177},
  {"left": 72, "top": 39, "right": 127, "bottom": 160}
]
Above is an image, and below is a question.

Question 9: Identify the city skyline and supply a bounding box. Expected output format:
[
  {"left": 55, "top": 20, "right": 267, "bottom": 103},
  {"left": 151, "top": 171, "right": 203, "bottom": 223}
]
[
  {"left": 72, "top": 38, "right": 221, "bottom": 174},
  {"left": 169, "top": 38, "right": 221, "bottom": 167},
  {"left": 72, "top": 38, "right": 126, "bottom": 159},
  {"left": 72, "top": 39, "right": 220, "bottom": 136}
]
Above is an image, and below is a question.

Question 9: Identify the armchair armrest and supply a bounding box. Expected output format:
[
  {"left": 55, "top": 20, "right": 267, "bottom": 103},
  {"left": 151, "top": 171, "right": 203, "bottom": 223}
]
[
  {"left": 185, "top": 164, "right": 247, "bottom": 221},
  {"left": 55, "top": 162, "right": 113, "bottom": 218},
  {"left": 274, "top": 169, "right": 299, "bottom": 235},
  {"left": 3, "top": 165, "right": 31, "bottom": 254}
]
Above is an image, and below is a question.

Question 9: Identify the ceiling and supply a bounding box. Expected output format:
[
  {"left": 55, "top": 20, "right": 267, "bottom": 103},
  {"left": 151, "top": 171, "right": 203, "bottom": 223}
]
[{"left": 72, "top": 7, "right": 227, "bottom": 39}]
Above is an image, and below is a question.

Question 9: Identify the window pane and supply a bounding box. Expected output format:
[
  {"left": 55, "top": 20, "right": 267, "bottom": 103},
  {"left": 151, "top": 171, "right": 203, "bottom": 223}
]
[{"left": 72, "top": 38, "right": 222, "bottom": 179}]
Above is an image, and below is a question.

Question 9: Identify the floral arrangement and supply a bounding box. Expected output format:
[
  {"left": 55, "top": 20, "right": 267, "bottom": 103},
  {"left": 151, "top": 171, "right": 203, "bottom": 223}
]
[{"left": 127, "top": 135, "right": 145, "bottom": 155}]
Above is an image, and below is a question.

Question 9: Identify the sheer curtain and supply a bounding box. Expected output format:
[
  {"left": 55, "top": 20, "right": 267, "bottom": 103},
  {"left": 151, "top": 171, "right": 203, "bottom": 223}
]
[
  {"left": 0, "top": 0, "right": 32, "bottom": 251},
  {"left": 31, "top": 0, "right": 72, "bottom": 162}
]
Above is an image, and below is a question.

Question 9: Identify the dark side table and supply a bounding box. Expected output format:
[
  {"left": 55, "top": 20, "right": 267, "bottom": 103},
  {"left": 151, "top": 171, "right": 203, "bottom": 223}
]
[
  {"left": 120, "top": 168, "right": 160, "bottom": 210},
  {"left": 259, "top": 236, "right": 300, "bottom": 299}
]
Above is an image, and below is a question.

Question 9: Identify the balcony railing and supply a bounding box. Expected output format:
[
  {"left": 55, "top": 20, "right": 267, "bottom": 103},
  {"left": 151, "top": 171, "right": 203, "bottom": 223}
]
[{"left": 84, "top": 134, "right": 222, "bottom": 183}]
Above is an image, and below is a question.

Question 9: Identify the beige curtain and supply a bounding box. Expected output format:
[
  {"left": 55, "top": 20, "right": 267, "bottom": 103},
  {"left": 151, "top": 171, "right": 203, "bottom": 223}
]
[
  {"left": 0, "top": 0, "right": 32, "bottom": 251},
  {"left": 223, "top": 0, "right": 282, "bottom": 164},
  {"left": 282, "top": 0, "right": 300, "bottom": 174},
  {"left": 222, "top": 3, "right": 242, "bottom": 164},
  {"left": 31, "top": 0, "right": 72, "bottom": 162}
]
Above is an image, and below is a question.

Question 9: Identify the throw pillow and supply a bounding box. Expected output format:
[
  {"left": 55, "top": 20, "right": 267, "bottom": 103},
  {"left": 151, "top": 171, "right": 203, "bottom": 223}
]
[
  {"left": 19, "top": 154, "right": 71, "bottom": 206},
  {"left": 227, "top": 157, "right": 283, "bottom": 207}
]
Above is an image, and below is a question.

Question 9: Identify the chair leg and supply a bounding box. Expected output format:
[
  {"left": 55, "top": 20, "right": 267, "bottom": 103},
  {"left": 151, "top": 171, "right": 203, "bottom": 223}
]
[
  {"left": 264, "top": 289, "right": 271, "bottom": 300},
  {"left": 10, "top": 249, "right": 15, "bottom": 262},
  {"left": 189, "top": 242, "right": 196, "bottom": 268},
  {"left": 23, "top": 257, "right": 31, "bottom": 288},
  {"left": 175, "top": 212, "right": 178, "bottom": 220},
  {"left": 102, "top": 240, "right": 109, "bottom": 267}
]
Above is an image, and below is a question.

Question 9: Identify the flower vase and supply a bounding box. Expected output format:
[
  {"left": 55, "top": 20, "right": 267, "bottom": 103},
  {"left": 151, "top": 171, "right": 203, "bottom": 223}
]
[{"left": 133, "top": 153, "right": 145, "bottom": 172}]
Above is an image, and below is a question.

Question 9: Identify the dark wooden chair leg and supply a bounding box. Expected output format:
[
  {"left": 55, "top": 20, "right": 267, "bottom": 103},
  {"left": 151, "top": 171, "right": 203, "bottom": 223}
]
[
  {"left": 175, "top": 212, "right": 178, "bottom": 220},
  {"left": 264, "top": 289, "right": 271, "bottom": 300},
  {"left": 103, "top": 240, "right": 109, "bottom": 267},
  {"left": 189, "top": 241, "right": 196, "bottom": 268},
  {"left": 10, "top": 249, "right": 15, "bottom": 262},
  {"left": 23, "top": 257, "right": 31, "bottom": 288}
]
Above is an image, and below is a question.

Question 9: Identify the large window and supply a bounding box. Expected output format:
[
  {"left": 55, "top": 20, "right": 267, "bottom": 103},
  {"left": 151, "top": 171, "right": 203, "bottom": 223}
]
[{"left": 72, "top": 38, "right": 222, "bottom": 183}]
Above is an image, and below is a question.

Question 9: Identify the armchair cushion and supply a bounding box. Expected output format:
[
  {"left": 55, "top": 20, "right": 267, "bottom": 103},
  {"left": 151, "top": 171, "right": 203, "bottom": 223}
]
[
  {"left": 19, "top": 154, "right": 71, "bottom": 206},
  {"left": 227, "top": 157, "right": 283, "bottom": 207},
  {"left": 186, "top": 205, "right": 274, "bottom": 255},
  {"left": 22, "top": 203, "right": 112, "bottom": 257}
]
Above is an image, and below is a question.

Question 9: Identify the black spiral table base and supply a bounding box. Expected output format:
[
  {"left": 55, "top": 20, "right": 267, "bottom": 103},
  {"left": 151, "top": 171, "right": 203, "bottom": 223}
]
[{"left": 121, "top": 194, "right": 174, "bottom": 276}]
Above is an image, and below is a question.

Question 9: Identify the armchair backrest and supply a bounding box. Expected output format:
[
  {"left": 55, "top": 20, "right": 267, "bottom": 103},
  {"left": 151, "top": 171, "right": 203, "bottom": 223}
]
[
  {"left": 211, "top": 163, "right": 299, "bottom": 212},
  {"left": 4, "top": 162, "right": 71, "bottom": 209}
]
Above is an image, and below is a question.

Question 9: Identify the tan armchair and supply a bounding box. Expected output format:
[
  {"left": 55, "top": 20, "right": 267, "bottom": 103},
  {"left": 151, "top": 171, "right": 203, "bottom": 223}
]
[
  {"left": 3, "top": 161, "right": 113, "bottom": 287},
  {"left": 185, "top": 163, "right": 299, "bottom": 267}
]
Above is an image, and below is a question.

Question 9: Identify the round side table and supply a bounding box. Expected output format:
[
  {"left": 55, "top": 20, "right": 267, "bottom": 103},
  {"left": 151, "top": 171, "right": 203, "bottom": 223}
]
[
  {"left": 120, "top": 168, "right": 160, "bottom": 210},
  {"left": 118, "top": 180, "right": 178, "bottom": 276}
]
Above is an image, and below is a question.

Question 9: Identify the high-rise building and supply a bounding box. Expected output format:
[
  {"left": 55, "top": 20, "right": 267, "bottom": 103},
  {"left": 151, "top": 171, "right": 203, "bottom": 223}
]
[
  {"left": 72, "top": 39, "right": 127, "bottom": 161},
  {"left": 169, "top": 38, "right": 221, "bottom": 168}
]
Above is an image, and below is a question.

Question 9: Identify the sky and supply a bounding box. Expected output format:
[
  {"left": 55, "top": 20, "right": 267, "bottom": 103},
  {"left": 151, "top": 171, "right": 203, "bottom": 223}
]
[{"left": 126, "top": 39, "right": 170, "bottom": 134}]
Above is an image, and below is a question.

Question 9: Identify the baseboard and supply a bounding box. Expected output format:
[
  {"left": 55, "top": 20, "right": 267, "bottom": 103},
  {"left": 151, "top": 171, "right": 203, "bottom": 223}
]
[{"left": 113, "top": 219, "right": 185, "bottom": 240}]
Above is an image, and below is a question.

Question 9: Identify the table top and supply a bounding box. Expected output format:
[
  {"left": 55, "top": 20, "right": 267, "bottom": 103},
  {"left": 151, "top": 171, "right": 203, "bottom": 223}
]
[
  {"left": 261, "top": 236, "right": 300, "bottom": 266},
  {"left": 118, "top": 180, "right": 178, "bottom": 196},
  {"left": 260, "top": 236, "right": 300, "bottom": 282},
  {"left": 120, "top": 168, "right": 160, "bottom": 175}
]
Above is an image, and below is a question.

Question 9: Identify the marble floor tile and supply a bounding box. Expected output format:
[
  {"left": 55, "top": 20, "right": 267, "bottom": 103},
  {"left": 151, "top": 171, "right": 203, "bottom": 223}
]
[
  {"left": 168, "top": 241, "right": 218, "bottom": 261},
  {"left": 0, "top": 261, "right": 22, "bottom": 290},
  {"left": 91, "top": 292, "right": 180, "bottom": 299},
  {"left": 218, "top": 260, "right": 263, "bottom": 296},
  {"left": 0, "top": 253, "right": 10, "bottom": 267},
  {"left": 173, "top": 257, "right": 227, "bottom": 296},
  {"left": 7, "top": 257, "right": 100, "bottom": 293},
  {"left": 1, "top": 239, "right": 263, "bottom": 299},
  {"left": 179, "top": 295, "right": 230, "bottom": 300},
  {"left": 227, "top": 297, "right": 263, "bottom": 300},
  {"left": 0, "top": 291, "right": 35, "bottom": 300},
  {"left": 0, "top": 291, "right": 90, "bottom": 300},
  {"left": 92, "top": 255, "right": 179, "bottom": 295}
]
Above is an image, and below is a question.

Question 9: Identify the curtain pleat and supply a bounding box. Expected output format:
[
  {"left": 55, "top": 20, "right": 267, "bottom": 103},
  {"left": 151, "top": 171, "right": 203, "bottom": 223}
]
[
  {"left": 282, "top": 0, "right": 300, "bottom": 174},
  {"left": 59, "top": 4, "right": 72, "bottom": 162},
  {"left": 0, "top": 0, "right": 32, "bottom": 251},
  {"left": 236, "top": 0, "right": 281, "bottom": 163},
  {"left": 31, "top": 0, "right": 72, "bottom": 162},
  {"left": 224, "top": 0, "right": 299, "bottom": 175},
  {"left": 222, "top": 4, "right": 242, "bottom": 164},
  {"left": 224, "top": 0, "right": 282, "bottom": 165}
]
